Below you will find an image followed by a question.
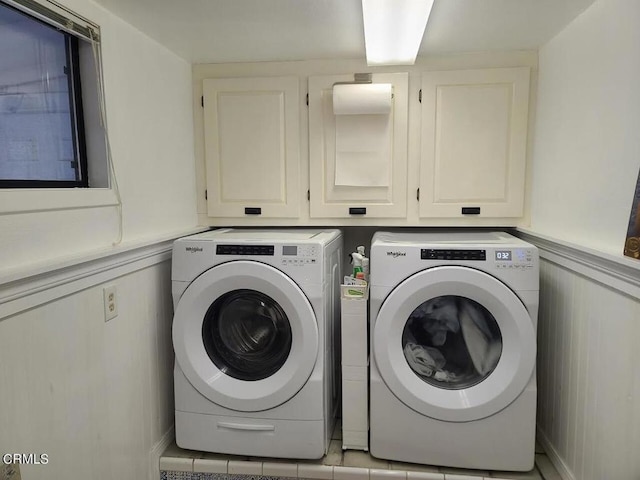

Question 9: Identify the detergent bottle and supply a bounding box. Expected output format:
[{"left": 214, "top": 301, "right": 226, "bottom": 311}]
[
  {"left": 358, "top": 245, "right": 370, "bottom": 282},
  {"left": 350, "top": 248, "right": 365, "bottom": 278}
]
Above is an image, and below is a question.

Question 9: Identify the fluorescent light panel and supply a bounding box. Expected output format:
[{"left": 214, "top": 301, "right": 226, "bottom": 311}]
[{"left": 362, "top": 0, "right": 434, "bottom": 66}]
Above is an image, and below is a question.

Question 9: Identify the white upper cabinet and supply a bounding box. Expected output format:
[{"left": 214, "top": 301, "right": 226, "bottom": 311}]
[
  {"left": 195, "top": 60, "right": 533, "bottom": 226},
  {"left": 308, "top": 72, "right": 409, "bottom": 218},
  {"left": 202, "top": 76, "right": 300, "bottom": 218},
  {"left": 418, "top": 68, "right": 530, "bottom": 218}
]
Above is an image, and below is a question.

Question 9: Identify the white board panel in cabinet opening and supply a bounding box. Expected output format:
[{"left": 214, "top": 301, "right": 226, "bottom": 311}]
[{"left": 308, "top": 72, "right": 409, "bottom": 219}]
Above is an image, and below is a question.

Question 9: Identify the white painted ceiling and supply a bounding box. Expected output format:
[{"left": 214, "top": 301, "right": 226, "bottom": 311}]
[{"left": 91, "top": 0, "right": 596, "bottom": 64}]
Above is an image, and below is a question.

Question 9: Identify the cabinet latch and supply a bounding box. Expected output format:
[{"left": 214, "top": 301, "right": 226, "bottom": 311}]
[
  {"left": 349, "top": 207, "right": 367, "bottom": 215},
  {"left": 461, "top": 207, "right": 481, "bottom": 215}
]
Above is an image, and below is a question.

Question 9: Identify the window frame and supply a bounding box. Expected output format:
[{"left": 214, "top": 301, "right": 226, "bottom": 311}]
[
  {"left": 0, "top": 2, "right": 90, "bottom": 188},
  {"left": 0, "top": 0, "right": 119, "bottom": 216}
]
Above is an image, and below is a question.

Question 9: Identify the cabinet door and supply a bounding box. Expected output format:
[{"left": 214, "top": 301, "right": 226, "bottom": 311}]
[
  {"left": 419, "top": 68, "right": 530, "bottom": 218},
  {"left": 203, "top": 76, "right": 300, "bottom": 218},
  {"left": 308, "top": 73, "right": 408, "bottom": 218}
]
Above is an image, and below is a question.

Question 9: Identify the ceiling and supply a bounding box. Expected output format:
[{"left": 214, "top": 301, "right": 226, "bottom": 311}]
[{"left": 91, "top": 0, "right": 597, "bottom": 64}]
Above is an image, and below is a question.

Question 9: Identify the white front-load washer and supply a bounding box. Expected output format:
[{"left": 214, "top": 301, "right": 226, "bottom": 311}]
[
  {"left": 171, "top": 229, "right": 342, "bottom": 459},
  {"left": 369, "top": 231, "right": 539, "bottom": 471}
]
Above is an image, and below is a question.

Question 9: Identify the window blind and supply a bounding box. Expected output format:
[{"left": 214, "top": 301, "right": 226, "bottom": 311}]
[{"left": 1, "top": 0, "right": 100, "bottom": 43}]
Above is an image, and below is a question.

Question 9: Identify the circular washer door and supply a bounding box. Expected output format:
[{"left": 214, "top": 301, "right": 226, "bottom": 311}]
[
  {"left": 173, "top": 261, "right": 318, "bottom": 412},
  {"left": 373, "top": 266, "right": 536, "bottom": 422}
]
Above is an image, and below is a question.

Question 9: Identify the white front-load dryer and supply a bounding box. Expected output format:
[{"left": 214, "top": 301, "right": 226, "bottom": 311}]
[
  {"left": 369, "top": 231, "right": 539, "bottom": 471},
  {"left": 171, "top": 229, "right": 342, "bottom": 459}
]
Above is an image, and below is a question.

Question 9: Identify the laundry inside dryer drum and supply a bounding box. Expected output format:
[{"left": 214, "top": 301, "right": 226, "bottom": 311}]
[
  {"left": 402, "top": 295, "right": 502, "bottom": 390},
  {"left": 202, "top": 289, "right": 292, "bottom": 381}
]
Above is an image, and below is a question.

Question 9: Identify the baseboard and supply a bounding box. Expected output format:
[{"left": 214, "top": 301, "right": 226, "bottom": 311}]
[
  {"left": 150, "top": 425, "right": 175, "bottom": 480},
  {"left": 536, "top": 426, "right": 576, "bottom": 480}
]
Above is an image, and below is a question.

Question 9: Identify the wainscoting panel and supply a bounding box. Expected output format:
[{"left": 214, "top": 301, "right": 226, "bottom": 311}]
[
  {"left": 518, "top": 231, "right": 640, "bottom": 480},
  {"left": 0, "top": 240, "right": 178, "bottom": 480}
]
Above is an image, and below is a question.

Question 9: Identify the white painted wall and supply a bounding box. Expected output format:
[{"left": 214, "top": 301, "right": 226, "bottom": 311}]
[
  {"left": 0, "top": 0, "right": 198, "bottom": 275},
  {"left": 528, "top": 4, "right": 640, "bottom": 478},
  {"left": 0, "top": 2, "right": 199, "bottom": 478},
  {"left": 530, "top": 0, "right": 640, "bottom": 255},
  {"left": 521, "top": 234, "right": 640, "bottom": 480}
]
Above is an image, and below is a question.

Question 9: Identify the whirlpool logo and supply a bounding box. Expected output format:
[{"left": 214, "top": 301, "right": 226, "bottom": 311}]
[
  {"left": 185, "top": 246, "right": 203, "bottom": 253},
  {"left": 386, "top": 251, "right": 406, "bottom": 258}
]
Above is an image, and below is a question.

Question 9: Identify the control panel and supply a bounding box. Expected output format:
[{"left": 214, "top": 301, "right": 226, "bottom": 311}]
[
  {"left": 281, "top": 244, "right": 318, "bottom": 266},
  {"left": 214, "top": 244, "right": 319, "bottom": 267},
  {"left": 493, "top": 248, "right": 535, "bottom": 270},
  {"left": 421, "top": 249, "right": 486, "bottom": 261},
  {"left": 216, "top": 244, "right": 274, "bottom": 256},
  {"left": 419, "top": 247, "right": 535, "bottom": 271}
]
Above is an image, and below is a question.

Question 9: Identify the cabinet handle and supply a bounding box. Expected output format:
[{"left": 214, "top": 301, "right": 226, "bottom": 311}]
[
  {"left": 461, "top": 207, "right": 481, "bottom": 215},
  {"left": 349, "top": 207, "right": 367, "bottom": 215},
  {"left": 244, "top": 207, "right": 262, "bottom": 215}
]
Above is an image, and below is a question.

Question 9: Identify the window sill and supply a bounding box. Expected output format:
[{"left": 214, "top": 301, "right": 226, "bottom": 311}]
[{"left": 0, "top": 187, "right": 118, "bottom": 215}]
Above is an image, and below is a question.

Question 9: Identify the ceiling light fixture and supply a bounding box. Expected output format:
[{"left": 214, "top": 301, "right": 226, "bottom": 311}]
[{"left": 362, "top": 0, "right": 435, "bottom": 66}]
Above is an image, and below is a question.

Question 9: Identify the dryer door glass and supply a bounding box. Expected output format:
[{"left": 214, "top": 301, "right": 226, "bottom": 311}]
[
  {"left": 202, "top": 289, "right": 292, "bottom": 381},
  {"left": 402, "top": 295, "right": 502, "bottom": 389}
]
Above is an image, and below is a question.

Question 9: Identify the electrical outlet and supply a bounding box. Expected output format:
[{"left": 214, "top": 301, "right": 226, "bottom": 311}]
[{"left": 103, "top": 285, "right": 118, "bottom": 321}]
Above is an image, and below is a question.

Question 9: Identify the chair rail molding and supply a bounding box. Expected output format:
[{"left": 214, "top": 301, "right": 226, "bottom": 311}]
[
  {"left": 0, "top": 227, "right": 207, "bottom": 320},
  {"left": 516, "top": 228, "right": 640, "bottom": 300}
]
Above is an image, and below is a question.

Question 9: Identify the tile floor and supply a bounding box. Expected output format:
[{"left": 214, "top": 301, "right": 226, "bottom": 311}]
[{"left": 160, "top": 420, "right": 562, "bottom": 480}]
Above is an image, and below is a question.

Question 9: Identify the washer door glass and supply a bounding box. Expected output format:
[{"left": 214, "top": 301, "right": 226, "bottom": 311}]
[
  {"left": 203, "top": 289, "right": 292, "bottom": 381},
  {"left": 402, "top": 296, "right": 502, "bottom": 390}
]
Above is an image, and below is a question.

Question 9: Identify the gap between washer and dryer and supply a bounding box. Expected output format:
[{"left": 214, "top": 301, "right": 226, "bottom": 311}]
[{"left": 159, "top": 420, "right": 562, "bottom": 480}]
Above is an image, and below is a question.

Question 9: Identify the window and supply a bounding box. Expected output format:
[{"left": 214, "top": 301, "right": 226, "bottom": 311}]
[{"left": 0, "top": 0, "right": 106, "bottom": 189}]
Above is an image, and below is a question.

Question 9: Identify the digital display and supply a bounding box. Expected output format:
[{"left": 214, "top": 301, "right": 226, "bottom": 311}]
[
  {"left": 495, "top": 250, "right": 512, "bottom": 261},
  {"left": 282, "top": 245, "right": 297, "bottom": 256}
]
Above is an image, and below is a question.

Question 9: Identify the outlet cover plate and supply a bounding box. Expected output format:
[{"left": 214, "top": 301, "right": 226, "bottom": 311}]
[{"left": 103, "top": 285, "right": 118, "bottom": 321}]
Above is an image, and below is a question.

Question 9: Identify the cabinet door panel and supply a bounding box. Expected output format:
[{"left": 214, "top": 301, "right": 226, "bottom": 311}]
[
  {"left": 203, "top": 76, "right": 299, "bottom": 218},
  {"left": 420, "top": 68, "right": 529, "bottom": 218},
  {"left": 308, "top": 72, "right": 408, "bottom": 218}
]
